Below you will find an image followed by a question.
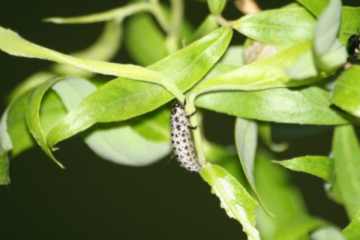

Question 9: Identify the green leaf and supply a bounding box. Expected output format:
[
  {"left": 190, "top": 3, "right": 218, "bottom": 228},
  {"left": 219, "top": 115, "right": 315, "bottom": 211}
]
[
  {"left": 203, "top": 141, "right": 247, "bottom": 184},
  {"left": 125, "top": 13, "right": 168, "bottom": 65},
  {"left": 297, "top": 1, "right": 360, "bottom": 45},
  {"left": 52, "top": 78, "right": 170, "bottom": 166},
  {"left": 6, "top": 82, "right": 69, "bottom": 158},
  {"left": 192, "top": 42, "right": 318, "bottom": 94},
  {"left": 131, "top": 108, "right": 170, "bottom": 142},
  {"left": 343, "top": 211, "right": 360, "bottom": 240},
  {"left": 188, "top": 15, "right": 218, "bottom": 44},
  {"left": 311, "top": 226, "right": 345, "bottom": 240},
  {"left": 86, "top": 125, "right": 170, "bottom": 166},
  {"left": 296, "top": 0, "right": 328, "bottom": 16},
  {"left": 45, "top": 2, "right": 152, "bottom": 24},
  {"left": 234, "top": 118, "right": 258, "bottom": 195},
  {"left": 47, "top": 27, "right": 232, "bottom": 147},
  {"left": 0, "top": 26, "right": 162, "bottom": 83},
  {"left": 220, "top": 45, "right": 244, "bottom": 66},
  {"left": 232, "top": 6, "right": 315, "bottom": 46},
  {"left": 6, "top": 93, "right": 35, "bottom": 156},
  {"left": 25, "top": 78, "right": 65, "bottom": 168},
  {"left": 313, "top": 0, "right": 347, "bottom": 70},
  {"left": 0, "top": 111, "right": 11, "bottom": 184},
  {"left": 255, "top": 151, "right": 323, "bottom": 240},
  {"left": 0, "top": 110, "right": 13, "bottom": 153},
  {"left": 340, "top": 7, "right": 360, "bottom": 44},
  {"left": 274, "top": 156, "right": 331, "bottom": 181},
  {"left": 332, "top": 66, "right": 360, "bottom": 118},
  {"left": 196, "top": 87, "right": 348, "bottom": 125},
  {"left": 8, "top": 72, "right": 55, "bottom": 103},
  {"left": 9, "top": 21, "right": 122, "bottom": 103},
  {"left": 200, "top": 163, "right": 260, "bottom": 240},
  {"left": 52, "top": 21, "right": 123, "bottom": 76},
  {"left": 333, "top": 125, "right": 360, "bottom": 218}
]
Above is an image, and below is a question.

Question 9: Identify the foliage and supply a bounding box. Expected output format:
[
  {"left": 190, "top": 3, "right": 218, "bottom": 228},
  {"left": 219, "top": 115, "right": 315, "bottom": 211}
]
[{"left": 1, "top": 0, "right": 360, "bottom": 239}]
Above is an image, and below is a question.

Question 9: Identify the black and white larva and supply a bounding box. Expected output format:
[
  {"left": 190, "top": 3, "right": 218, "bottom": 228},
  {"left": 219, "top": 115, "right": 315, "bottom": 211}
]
[{"left": 170, "top": 102, "right": 201, "bottom": 172}]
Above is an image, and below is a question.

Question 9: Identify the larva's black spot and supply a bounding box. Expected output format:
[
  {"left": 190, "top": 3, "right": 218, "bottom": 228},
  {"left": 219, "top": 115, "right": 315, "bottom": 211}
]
[
  {"left": 170, "top": 101, "right": 201, "bottom": 172},
  {"left": 347, "top": 34, "right": 360, "bottom": 63}
]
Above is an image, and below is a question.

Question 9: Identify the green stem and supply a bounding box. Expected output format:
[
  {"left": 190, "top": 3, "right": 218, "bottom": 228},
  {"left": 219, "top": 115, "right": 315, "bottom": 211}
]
[
  {"left": 167, "top": 0, "right": 184, "bottom": 52},
  {"left": 186, "top": 94, "right": 206, "bottom": 166},
  {"left": 149, "top": 0, "right": 171, "bottom": 33}
]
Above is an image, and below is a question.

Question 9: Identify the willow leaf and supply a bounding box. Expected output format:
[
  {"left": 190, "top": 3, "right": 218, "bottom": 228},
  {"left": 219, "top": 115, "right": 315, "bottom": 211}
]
[
  {"left": 46, "top": 28, "right": 232, "bottom": 147},
  {"left": 25, "top": 78, "right": 65, "bottom": 168},
  {"left": 52, "top": 78, "right": 170, "bottom": 166},
  {"left": 201, "top": 163, "right": 260, "bottom": 240},
  {"left": 333, "top": 125, "right": 360, "bottom": 218},
  {"left": 274, "top": 156, "right": 331, "bottom": 181},
  {"left": 232, "top": 6, "right": 315, "bottom": 46},
  {"left": 0, "top": 26, "right": 162, "bottom": 83},
  {"left": 45, "top": 2, "right": 152, "bottom": 24}
]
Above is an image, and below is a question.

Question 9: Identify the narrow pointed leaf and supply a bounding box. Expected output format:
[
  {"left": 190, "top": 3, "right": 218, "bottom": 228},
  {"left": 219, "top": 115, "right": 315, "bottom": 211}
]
[
  {"left": 314, "top": 0, "right": 340, "bottom": 55},
  {"left": 201, "top": 163, "right": 260, "bottom": 240},
  {"left": 296, "top": 0, "right": 328, "bottom": 16},
  {"left": 332, "top": 66, "right": 360, "bottom": 118},
  {"left": 0, "top": 111, "right": 11, "bottom": 184},
  {"left": 274, "top": 156, "right": 331, "bottom": 181},
  {"left": 256, "top": 151, "right": 323, "bottom": 240},
  {"left": 125, "top": 13, "right": 168, "bottom": 65},
  {"left": 313, "top": 0, "right": 347, "bottom": 70},
  {"left": 0, "top": 110, "right": 13, "bottom": 153},
  {"left": 196, "top": 87, "right": 348, "bottom": 125},
  {"left": 47, "top": 28, "right": 232, "bottom": 147},
  {"left": 8, "top": 22, "right": 122, "bottom": 103},
  {"left": 333, "top": 125, "right": 360, "bottom": 218},
  {"left": 192, "top": 42, "right": 317, "bottom": 94},
  {"left": 234, "top": 118, "right": 258, "bottom": 194},
  {"left": 188, "top": 15, "right": 218, "bottom": 43},
  {"left": 340, "top": 7, "right": 360, "bottom": 44},
  {"left": 7, "top": 93, "right": 35, "bottom": 155},
  {"left": 53, "top": 21, "right": 122, "bottom": 76},
  {"left": 25, "top": 78, "right": 65, "bottom": 168},
  {"left": 8, "top": 72, "right": 55, "bottom": 103},
  {"left": 297, "top": 1, "right": 360, "bottom": 45},
  {"left": 52, "top": 78, "right": 170, "bottom": 166},
  {"left": 45, "top": 2, "right": 152, "bottom": 24},
  {"left": 232, "top": 6, "right": 315, "bottom": 46},
  {"left": 0, "top": 26, "right": 161, "bottom": 82}
]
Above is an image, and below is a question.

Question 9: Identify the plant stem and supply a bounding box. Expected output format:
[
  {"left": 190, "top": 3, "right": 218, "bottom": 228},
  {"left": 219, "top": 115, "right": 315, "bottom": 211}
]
[
  {"left": 167, "top": 0, "right": 184, "bottom": 52},
  {"left": 149, "top": 0, "right": 171, "bottom": 34},
  {"left": 186, "top": 94, "right": 206, "bottom": 166}
]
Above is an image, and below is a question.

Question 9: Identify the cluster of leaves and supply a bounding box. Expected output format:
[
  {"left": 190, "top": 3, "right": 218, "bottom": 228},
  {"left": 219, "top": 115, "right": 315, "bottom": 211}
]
[{"left": 1, "top": 0, "right": 360, "bottom": 239}]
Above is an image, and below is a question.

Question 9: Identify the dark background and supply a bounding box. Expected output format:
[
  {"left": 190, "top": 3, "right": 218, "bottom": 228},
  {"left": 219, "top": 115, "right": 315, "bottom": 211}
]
[{"left": 0, "top": 1, "right": 357, "bottom": 239}]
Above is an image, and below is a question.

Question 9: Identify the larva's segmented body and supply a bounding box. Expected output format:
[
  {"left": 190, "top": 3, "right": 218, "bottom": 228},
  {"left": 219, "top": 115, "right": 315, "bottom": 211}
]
[{"left": 170, "top": 102, "right": 201, "bottom": 172}]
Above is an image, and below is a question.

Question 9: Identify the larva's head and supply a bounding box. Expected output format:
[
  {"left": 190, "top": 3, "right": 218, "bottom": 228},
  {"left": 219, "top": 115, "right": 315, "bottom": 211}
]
[{"left": 171, "top": 101, "right": 185, "bottom": 114}]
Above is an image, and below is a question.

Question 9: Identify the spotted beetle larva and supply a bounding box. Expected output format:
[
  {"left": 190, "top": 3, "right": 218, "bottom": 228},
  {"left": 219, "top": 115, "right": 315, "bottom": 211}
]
[{"left": 170, "top": 102, "right": 201, "bottom": 172}]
